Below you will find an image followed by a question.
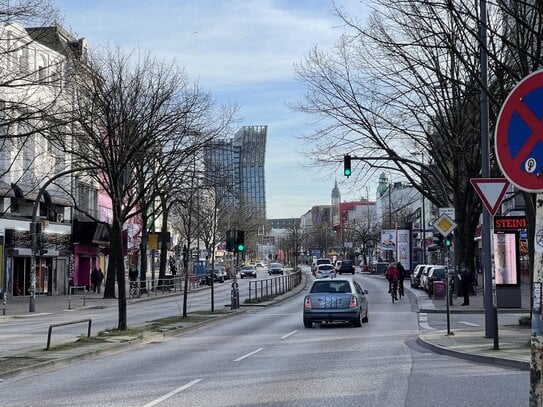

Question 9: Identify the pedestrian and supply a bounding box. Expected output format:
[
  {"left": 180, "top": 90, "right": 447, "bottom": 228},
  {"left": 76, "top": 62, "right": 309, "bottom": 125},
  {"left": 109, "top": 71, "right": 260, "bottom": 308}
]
[
  {"left": 91, "top": 267, "right": 104, "bottom": 294},
  {"left": 385, "top": 263, "right": 400, "bottom": 300},
  {"left": 460, "top": 266, "right": 474, "bottom": 306},
  {"left": 129, "top": 264, "right": 138, "bottom": 282},
  {"left": 396, "top": 262, "right": 406, "bottom": 297}
]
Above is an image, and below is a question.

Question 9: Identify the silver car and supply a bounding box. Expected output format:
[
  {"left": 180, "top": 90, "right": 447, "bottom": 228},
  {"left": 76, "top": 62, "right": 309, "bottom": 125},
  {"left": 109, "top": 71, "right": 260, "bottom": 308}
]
[
  {"left": 315, "top": 264, "right": 335, "bottom": 279},
  {"left": 303, "top": 277, "right": 369, "bottom": 328}
]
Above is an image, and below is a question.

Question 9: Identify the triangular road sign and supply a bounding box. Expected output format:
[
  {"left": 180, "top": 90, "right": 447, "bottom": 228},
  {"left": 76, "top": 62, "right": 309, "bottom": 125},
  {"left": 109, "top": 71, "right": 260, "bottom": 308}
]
[{"left": 470, "top": 178, "right": 510, "bottom": 217}]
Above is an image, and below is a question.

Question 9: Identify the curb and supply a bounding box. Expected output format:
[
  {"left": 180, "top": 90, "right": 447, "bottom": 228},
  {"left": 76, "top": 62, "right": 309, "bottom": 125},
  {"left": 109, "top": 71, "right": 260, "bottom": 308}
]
[{"left": 416, "top": 335, "right": 530, "bottom": 371}]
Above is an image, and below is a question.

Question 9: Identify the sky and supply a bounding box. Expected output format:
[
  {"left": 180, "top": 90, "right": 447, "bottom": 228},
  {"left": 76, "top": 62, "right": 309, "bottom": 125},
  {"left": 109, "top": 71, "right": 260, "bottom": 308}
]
[{"left": 52, "top": 0, "right": 370, "bottom": 219}]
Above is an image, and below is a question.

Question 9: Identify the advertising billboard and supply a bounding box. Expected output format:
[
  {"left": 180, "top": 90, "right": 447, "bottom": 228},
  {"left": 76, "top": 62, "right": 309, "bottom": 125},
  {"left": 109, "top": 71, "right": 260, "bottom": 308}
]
[{"left": 493, "top": 233, "right": 519, "bottom": 286}]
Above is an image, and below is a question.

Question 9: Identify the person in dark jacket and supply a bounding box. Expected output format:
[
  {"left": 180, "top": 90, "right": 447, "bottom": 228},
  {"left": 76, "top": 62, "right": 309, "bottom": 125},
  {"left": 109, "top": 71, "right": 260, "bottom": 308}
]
[
  {"left": 396, "top": 262, "right": 406, "bottom": 297},
  {"left": 460, "top": 266, "right": 474, "bottom": 306},
  {"left": 91, "top": 267, "right": 104, "bottom": 294}
]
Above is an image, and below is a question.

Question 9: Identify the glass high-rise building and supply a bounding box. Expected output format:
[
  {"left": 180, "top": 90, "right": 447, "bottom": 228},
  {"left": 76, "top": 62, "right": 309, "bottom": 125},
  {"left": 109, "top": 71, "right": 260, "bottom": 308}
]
[{"left": 204, "top": 125, "right": 267, "bottom": 219}]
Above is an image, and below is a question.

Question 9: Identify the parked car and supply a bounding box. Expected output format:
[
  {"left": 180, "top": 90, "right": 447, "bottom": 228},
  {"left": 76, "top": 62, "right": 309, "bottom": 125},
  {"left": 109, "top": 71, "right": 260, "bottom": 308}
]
[
  {"left": 240, "top": 265, "right": 257, "bottom": 278},
  {"left": 303, "top": 277, "right": 369, "bottom": 328},
  {"left": 213, "top": 267, "right": 226, "bottom": 283},
  {"left": 337, "top": 259, "right": 355, "bottom": 275},
  {"left": 427, "top": 266, "right": 446, "bottom": 297},
  {"left": 410, "top": 264, "right": 425, "bottom": 288},
  {"left": 268, "top": 262, "right": 284, "bottom": 275},
  {"left": 312, "top": 258, "right": 331, "bottom": 275},
  {"left": 315, "top": 264, "right": 335, "bottom": 279},
  {"left": 420, "top": 265, "right": 436, "bottom": 292}
]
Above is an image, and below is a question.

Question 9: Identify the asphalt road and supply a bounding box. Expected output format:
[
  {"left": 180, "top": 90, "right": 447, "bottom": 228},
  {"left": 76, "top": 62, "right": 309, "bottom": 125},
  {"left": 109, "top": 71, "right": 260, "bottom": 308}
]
[{"left": 0, "top": 271, "right": 528, "bottom": 406}]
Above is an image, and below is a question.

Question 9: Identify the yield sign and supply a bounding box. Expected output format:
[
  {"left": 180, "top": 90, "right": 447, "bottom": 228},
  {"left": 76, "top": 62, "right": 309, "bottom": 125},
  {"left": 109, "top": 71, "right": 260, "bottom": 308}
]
[
  {"left": 470, "top": 178, "right": 510, "bottom": 217},
  {"left": 495, "top": 70, "right": 543, "bottom": 192}
]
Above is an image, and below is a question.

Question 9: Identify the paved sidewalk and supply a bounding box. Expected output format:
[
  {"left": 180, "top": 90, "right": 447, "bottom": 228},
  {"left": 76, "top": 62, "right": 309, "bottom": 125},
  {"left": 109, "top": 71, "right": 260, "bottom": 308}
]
[{"left": 414, "top": 283, "right": 531, "bottom": 370}]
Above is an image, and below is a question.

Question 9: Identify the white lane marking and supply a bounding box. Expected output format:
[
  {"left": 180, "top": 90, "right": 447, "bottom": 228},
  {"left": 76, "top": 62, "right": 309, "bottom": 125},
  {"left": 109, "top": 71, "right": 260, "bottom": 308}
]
[
  {"left": 419, "top": 322, "right": 435, "bottom": 330},
  {"left": 141, "top": 379, "right": 202, "bottom": 407},
  {"left": 419, "top": 313, "right": 428, "bottom": 322},
  {"left": 234, "top": 347, "right": 264, "bottom": 362},
  {"left": 459, "top": 321, "right": 480, "bottom": 327},
  {"left": 281, "top": 330, "right": 298, "bottom": 339}
]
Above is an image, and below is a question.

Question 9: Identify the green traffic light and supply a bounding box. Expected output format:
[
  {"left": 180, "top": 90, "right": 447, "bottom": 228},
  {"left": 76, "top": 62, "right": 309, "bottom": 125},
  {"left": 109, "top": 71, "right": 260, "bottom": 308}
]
[
  {"left": 237, "top": 244, "right": 245, "bottom": 251},
  {"left": 344, "top": 168, "right": 351, "bottom": 176}
]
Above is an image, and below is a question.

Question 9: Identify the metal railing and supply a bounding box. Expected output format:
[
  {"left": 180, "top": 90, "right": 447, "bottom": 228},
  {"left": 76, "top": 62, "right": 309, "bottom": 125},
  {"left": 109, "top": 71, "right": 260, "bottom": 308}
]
[
  {"left": 46, "top": 318, "right": 92, "bottom": 350},
  {"left": 247, "top": 270, "right": 302, "bottom": 303},
  {"left": 127, "top": 275, "right": 201, "bottom": 299},
  {"left": 68, "top": 285, "right": 87, "bottom": 309}
]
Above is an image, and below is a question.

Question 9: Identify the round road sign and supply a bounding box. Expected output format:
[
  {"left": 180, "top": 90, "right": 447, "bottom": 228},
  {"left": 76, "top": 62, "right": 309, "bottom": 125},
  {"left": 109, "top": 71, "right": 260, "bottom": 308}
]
[{"left": 495, "top": 70, "right": 543, "bottom": 192}]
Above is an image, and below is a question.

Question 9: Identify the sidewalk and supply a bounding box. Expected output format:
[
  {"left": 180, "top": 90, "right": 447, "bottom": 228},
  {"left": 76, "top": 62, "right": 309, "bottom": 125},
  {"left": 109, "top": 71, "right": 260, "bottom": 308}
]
[{"left": 414, "top": 283, "right": 531, "bottom": 370}]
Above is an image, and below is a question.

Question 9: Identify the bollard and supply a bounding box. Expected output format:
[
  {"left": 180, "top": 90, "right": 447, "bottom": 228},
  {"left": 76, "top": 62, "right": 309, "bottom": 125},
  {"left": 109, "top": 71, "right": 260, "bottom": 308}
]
[{"left": 231, "top": 281, "right": 239, "bottom": 309}]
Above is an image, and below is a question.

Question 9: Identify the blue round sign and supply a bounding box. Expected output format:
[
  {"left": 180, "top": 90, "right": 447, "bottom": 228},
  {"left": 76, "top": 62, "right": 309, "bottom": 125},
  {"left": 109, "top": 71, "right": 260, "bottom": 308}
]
[{"left": 495, "top": 70, "right": 543, "bottom": 192}]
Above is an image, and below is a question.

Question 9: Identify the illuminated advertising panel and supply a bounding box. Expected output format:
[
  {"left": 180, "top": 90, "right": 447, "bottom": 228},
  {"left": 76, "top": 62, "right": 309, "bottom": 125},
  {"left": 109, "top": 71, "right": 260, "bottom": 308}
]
[{"left": 493, "top": 233, "right": 519, "bottom": 286}]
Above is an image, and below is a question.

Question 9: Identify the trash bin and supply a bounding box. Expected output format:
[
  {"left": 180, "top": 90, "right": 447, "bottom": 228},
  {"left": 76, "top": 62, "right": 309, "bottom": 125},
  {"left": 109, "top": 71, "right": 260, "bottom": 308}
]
[{"left": 433, "top": 281, "right": 445, "bottom": 300}]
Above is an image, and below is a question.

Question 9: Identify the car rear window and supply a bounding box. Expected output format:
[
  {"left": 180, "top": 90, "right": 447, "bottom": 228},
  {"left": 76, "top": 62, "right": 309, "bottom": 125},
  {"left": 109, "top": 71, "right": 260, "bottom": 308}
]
[
  {"left": 311, "top": 281, "right": 352, "bottom": 293},
  {"left": 318, "top": 265, "right": 334, "bottom": 271}
]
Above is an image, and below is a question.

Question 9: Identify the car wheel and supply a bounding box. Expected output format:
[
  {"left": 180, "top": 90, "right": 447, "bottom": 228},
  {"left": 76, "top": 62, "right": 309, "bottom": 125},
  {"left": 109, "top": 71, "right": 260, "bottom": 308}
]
[
  {"left": 303, "top": 318, "right": 313, "bottom": 328},
  {"left": 352, "top": 270, "right": 355, "bottom": 275},
  {"left": 353, "top": 313, "right": 362, "bottom": 327},
  {"left": 362, "top": 313, "right": 369, "bottom": 323},
  {"left": 241, "top": 275, "right": 244, "bottom": 279}
]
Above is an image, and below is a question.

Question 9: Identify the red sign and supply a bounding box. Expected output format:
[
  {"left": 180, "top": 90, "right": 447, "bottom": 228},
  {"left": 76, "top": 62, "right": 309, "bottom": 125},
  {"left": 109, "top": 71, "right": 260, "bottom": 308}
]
[
  {"left": 494, "top": 216, "right": 527, "bottom": 231},
  {"left": 470, "top": 178, "right": 510, "bottom": 217},
  {"left": 495, "top": 70, "right": 543, "bottom": 192}
]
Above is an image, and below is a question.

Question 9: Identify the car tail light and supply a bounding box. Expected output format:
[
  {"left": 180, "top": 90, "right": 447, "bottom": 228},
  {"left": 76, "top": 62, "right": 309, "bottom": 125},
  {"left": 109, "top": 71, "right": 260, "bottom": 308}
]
[
  {"left": 304, "top": 297, "right": 312, "bottom": 309},
  {"left": 349, "top": 295, "right": 358, "bottom": 308}
]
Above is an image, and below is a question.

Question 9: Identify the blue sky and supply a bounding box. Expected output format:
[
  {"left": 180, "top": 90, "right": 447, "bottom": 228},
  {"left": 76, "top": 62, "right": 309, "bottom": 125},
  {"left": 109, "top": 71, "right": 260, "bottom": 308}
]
[{"left": 53, "top": 0, "right": 369, "bottom": 219}]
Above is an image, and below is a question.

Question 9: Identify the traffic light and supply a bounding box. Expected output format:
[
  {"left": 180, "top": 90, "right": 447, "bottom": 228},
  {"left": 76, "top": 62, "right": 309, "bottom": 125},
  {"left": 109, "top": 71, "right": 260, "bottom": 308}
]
[
  {"left": 444, "top": 233, "right": 453, "bottom": 248},
  {"left": 226, "top": 230, "right": 236, "bottom": 252},
  {"left": 343, "top": 155, "right": 352, "bottom": 177},
  {"left": 236, "top": 230, "right": 245, "bottom": 252}
]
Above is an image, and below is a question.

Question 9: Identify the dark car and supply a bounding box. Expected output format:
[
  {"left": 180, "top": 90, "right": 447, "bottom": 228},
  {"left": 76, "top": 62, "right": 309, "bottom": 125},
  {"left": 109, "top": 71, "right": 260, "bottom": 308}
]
[
  {"left": 268, "top": 262, "right": 284, "bottom": 275},
  {"left": 337, "top": 260, "right": 355, "bottom": 275},
  {"left": 303, "top": 277, "right": 369, "bottom": 328},
  {"left": 240, "top": 265, "right": 257, "bottom": 278}
]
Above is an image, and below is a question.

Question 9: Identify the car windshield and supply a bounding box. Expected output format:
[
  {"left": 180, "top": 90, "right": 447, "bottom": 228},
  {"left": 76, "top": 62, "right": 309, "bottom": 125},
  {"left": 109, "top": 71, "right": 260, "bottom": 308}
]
[
  {"left": 270, "top": 263, "right": 281, "bottom": 268},
  {"left": 318, "top": 265, "right": 334, "bottom": 271},
  {"left": 242, "top": 266, "right": 254, "bottom": 270}
]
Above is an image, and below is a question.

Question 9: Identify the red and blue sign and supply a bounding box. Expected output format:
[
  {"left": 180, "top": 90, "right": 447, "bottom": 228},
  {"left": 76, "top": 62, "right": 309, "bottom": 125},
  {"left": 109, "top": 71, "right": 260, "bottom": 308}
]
[{"left": 495, "top": 70, "right": 543, "bottom": 192}]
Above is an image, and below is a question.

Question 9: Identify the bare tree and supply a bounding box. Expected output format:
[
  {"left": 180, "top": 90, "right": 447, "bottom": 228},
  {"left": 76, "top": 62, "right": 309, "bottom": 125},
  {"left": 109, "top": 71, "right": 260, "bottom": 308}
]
[{"left": 50, "top": 48, "right": 221, "bottom": 330}]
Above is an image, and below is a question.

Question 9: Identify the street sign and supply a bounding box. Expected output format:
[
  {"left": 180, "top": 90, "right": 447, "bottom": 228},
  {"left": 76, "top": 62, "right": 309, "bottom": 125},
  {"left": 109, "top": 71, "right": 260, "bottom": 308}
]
[
  {"left": 470, "top": 178, "right": 510, "bottom": 217},
  {"left": 433, "top": 213, "right": 457, "bottom": 237},
  {"left": 439, "top": 207, "right": 455, "bottom": 220},
  {"left": 495, "top": 70, "right": 543, "bottom": 192}
]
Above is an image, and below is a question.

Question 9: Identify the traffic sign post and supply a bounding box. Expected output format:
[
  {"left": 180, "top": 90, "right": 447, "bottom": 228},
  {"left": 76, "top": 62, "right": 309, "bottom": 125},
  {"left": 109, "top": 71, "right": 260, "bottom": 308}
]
[
  {"left": 432, "top": 213, "right": 457, "bottom": 333},
  {"left": 495, "top": 70, "right": 543, "bottom": 403}
]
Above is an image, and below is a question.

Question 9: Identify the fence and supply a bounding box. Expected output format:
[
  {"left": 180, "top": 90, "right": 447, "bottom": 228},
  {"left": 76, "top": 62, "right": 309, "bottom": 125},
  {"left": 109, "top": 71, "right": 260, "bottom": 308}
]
[
  {"left": 127, "top": 275, "right": 200, "bottom": 299},
  {"left": 247, "top": 270, "right": 302, "bottom": 303}
]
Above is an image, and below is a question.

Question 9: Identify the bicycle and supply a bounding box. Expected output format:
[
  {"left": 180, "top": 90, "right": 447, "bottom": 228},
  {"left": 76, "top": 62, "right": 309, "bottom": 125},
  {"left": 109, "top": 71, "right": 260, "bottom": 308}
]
[
  {"left": 388, "top": 280, "right": 398, "bottom": 303},
  {"left": 398, "top": 280, "right": 404, "bottom": 299}
]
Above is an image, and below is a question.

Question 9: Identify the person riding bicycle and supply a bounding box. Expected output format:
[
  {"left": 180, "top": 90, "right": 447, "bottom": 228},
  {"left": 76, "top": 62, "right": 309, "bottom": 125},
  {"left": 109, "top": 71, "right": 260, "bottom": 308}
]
[{"left": 385, "top": 263, "right": 400, "bottom": 301}]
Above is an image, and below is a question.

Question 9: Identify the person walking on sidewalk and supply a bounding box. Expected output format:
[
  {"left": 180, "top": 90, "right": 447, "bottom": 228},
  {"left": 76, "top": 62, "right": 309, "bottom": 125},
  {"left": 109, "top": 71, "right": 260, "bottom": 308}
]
[
  {"left": 460, "top": 265, "right": 474, "bottom": 306},
  {"left": 91, "top": 267, "right": 104, "bottom": 294},
  {"left": 396, "top": 262, "right": 406, "bottom": 298}
]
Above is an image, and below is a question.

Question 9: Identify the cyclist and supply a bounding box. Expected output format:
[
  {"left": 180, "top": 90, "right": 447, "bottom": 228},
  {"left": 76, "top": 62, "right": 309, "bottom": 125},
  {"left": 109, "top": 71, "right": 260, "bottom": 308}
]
[{"left": 385, "top": 263, "right": 400, "bottom": 301}]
